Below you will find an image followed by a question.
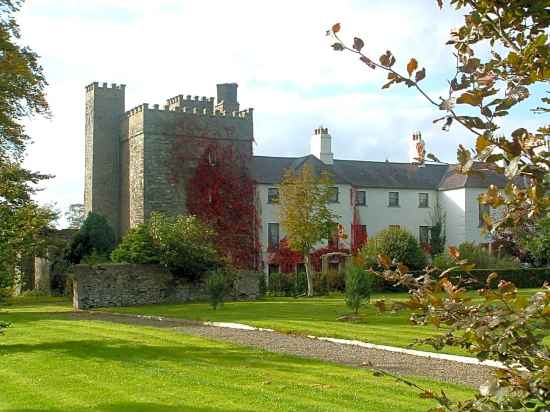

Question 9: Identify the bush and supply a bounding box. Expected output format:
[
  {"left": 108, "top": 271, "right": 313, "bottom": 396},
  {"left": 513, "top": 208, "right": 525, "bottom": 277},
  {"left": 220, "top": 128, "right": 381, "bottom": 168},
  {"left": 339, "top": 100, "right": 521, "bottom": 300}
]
[
  {"left": 433, "top": 242, "right": 520, "bottom": 270},
  {"left": 345, "top": 265, "right": 375, "bottom": 314},
  {"left": 360, "top": 227, "right": 426, "bottom": 270},
  {"left": 149, "top": 213, "right": 219, "bottom": 279},
  {"left": 207, "top": 269, "right": 227, "bottom": 310},
  {"left": 521, "top": 216, "right": 550, "bottom": 267},
  {"left": 65, "top": 212, "right": 116, "bottom": 264},
  {"left": 258, "top": 274, "right": 267, "bottom": 298},
  {"left": 446, "top": 268, "right": 550, "bottom": 289},
  {"left": 111, "top": 223, "right": 160, "bottom": 264}
]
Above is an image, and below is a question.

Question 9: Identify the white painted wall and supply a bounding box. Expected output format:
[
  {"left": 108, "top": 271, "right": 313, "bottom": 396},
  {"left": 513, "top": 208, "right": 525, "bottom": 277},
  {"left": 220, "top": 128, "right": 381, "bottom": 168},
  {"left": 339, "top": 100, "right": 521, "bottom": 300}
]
[
  {"left": 439, "top": 188, "right": 466, "bottom": 247},
  {"left": 257, "top": 183, "right": 439, "bottom": 271},
  {"left": 464, "top": 188, "right": 493, "bottom": 245}
]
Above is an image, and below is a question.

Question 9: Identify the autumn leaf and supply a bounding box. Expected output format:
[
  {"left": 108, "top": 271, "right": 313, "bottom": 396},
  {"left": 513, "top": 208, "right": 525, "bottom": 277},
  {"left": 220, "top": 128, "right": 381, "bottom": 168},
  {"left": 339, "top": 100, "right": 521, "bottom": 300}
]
[
  {"left": 415, "top": 68, "right": 426, "bottom": 82},
  {"left": 448, "top": 246, "right": 460, "bottom": 259},
  {"left": 377, "top": 254, "right": 391, "bottom": 269},
  {"left": 436, "top": 0, "right": 443, "bottom": 8},
  {"left": 332, "top": 23, "right": 341, "bottom": 33},
  {"left": 353, "top": 37, "right": 364, "bottom": 52},
  {"left": 457, "top": 92, "right": 483, "bottom": 106},
  {"left": 407, "top": 58, "right": 418, "bottom": 77},
  {"left": 475, "top": 134, "right": 491, "bottom": 153}
]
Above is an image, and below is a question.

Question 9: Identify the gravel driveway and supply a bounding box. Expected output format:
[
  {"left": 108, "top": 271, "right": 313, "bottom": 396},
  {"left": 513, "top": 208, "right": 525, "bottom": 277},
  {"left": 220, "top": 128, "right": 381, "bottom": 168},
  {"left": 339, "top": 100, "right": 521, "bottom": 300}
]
[{"left": 71, "top": 311, "right": 492, "bottom": 388}]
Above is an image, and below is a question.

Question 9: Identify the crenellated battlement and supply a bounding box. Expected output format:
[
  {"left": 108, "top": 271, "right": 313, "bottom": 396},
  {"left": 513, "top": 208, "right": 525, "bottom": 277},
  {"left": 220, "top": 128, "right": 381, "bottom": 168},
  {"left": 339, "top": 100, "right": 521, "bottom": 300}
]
[
  {"left": 85, "top": 82, "right": 126, "bottom": 92},
  {"left": 165, "top": 94, "right": 215, "bottom": 113},
  {"left": 125, "top": 102, "right": 253, "bottom": 120}
]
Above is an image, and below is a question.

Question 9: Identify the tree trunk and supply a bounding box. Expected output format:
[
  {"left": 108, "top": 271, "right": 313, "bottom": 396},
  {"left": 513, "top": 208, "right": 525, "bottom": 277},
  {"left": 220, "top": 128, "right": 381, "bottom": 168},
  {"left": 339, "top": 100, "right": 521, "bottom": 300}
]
[{"left": 304, "top": 254, "right": 314, "bottom": 297}]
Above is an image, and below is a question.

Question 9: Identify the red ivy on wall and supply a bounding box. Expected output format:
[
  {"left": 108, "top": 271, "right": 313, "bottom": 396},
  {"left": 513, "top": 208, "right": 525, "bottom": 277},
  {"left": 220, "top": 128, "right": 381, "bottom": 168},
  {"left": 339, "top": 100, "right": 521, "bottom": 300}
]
[
  {"left": 186, "top": 143, "right": 260, "bottom": 270},
  {"left": 268, "top": 239, "right": 350, "bottom": 274}
]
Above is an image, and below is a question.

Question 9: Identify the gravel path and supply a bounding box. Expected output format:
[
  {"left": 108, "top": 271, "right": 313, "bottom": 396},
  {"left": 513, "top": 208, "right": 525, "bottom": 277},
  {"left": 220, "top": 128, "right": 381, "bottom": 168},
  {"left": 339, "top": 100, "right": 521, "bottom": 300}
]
[{"left": 70, "top": 311, "right": 492, "bottom": 388}]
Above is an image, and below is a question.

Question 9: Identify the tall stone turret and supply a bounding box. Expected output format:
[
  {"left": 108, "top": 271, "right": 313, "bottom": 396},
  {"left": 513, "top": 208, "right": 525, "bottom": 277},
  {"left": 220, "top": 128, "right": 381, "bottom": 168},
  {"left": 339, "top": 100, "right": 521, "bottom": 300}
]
[
  {"left": 216, "top": 83, "right": 239, "bottom": 114},
  {"left": 84, "top": 82, "right": 125, "bottom": 237}
]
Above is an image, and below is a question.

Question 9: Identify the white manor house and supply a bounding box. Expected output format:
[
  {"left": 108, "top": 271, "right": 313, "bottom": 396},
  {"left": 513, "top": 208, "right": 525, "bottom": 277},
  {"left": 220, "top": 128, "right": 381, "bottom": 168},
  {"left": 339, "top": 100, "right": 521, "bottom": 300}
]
[
  {"left": 84, "top": 82, "right": 506, "bottom": 275},
  {"left": 252, "top": 128, "right": 504, "bottom": 274}
]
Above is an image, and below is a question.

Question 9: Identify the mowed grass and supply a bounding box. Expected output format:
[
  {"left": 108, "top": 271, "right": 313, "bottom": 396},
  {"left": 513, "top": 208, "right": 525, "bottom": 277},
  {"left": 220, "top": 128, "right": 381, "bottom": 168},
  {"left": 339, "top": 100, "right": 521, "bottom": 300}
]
[
  {"left": 105, "top": 289, "right": 543, "bottom": 355},
  {"left": 0, "top": 299, "right": 473, "bottom": 412}
]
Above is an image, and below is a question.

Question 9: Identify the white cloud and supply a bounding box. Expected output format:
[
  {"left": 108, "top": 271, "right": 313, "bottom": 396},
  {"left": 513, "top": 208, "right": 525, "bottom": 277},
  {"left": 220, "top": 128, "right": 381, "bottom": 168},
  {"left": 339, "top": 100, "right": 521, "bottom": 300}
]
[{"left": 16, "top": 0, "right": 537, "bottom": 227}]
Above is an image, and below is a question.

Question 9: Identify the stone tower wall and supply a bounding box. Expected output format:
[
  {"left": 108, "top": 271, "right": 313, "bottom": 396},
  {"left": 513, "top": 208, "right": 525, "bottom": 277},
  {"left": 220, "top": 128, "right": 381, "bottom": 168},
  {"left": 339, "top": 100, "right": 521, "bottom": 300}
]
[
  {"left": 84, "top": 82, "right": 125, "bottom": 237},
  {"left": 140, "top": 106, "right": 253, "bottom": 223},
  {"left": 87, "top": 82, "right": 253, "bottom": 237}
]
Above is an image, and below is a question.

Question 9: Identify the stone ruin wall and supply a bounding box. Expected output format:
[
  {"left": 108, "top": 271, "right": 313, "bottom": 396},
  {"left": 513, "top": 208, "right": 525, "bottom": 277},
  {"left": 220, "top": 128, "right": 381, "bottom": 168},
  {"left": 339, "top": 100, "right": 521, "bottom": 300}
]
[{"left": 72, "top": 263, "right": 261, "bottom": 309}]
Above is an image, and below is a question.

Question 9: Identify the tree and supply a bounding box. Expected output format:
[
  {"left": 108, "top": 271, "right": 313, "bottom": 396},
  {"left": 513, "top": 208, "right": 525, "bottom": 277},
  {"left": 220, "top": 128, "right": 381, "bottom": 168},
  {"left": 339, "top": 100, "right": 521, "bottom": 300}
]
[
  {"left": 278, "top": 164, "right": 338, "bottom": 296},
  {"left": 0, "top": 0, "right": 55, "bottom": 296},
  {"left": 64, "top": 212, "right": 116, "bottom": 264},
  {"left": 428, "top": 205, "right": 446, "bottom": 256},
  {"left": 345, "top": 264, "right": 374, "bottom": 315},
  {"left": 111, "top": 222, "right": 160, "bottom": 264},
  {"left": 64, "top": 203, "right": 85, "bottom": 229},
  {"left": 327, "top": 2, "right": 549, "bottom": 410},
  {"left": 521, "top": 215, "right": 550, "bottom": 267},
  {"left": 328, "top": 1, "right": 549, "bottom": 235},
  {"left": 148, "top": 212, "right": 219, "bottom": 279}
]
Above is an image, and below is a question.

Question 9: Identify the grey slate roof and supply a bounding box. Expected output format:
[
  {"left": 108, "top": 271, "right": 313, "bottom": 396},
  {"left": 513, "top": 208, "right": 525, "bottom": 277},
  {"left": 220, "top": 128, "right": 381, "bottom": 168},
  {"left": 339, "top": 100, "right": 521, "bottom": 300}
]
[{"left": 250, "top": 155, "right": 507, "bottom": 190}]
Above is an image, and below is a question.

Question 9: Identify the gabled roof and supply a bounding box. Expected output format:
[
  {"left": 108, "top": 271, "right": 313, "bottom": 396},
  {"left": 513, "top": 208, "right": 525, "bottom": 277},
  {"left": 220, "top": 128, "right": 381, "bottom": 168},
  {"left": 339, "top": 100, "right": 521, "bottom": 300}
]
[{"left": 250, "top": 155, "right": 508, "bottom": 190}]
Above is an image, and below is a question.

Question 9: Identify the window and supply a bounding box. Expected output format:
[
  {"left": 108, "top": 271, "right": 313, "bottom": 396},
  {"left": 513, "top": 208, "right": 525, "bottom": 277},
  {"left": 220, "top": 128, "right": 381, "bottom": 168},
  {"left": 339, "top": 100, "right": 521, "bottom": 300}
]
[
  {"left": 479, "top": 202, "right": 491, "bottom": 227},
  {"left": 419, "top": 226, "right": 430, "bottom": 244},
  {"left": 328, "top": 187, "right": 339, "bottom": 203},
  {"left": 388, "top": 192, "right": 400, "bottom": 207},
  {"left": 355, "top": 190, "right": 366, "bottom": 206},
  {"left": 418, "top": 193, "right": 429, "bottom": 208},
  {"left": 267, "top": 188, "right": 279, "bottom": 204},
  {"left": 267, "top": 223, "right": 279, "bottom": 249}
]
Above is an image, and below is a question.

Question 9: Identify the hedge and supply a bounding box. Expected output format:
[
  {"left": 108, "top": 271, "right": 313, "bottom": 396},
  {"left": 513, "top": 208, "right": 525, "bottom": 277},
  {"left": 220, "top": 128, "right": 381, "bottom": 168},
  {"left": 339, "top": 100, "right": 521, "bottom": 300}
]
[{"left": 440, "top": 268, "right": 549, "bottom": 289}]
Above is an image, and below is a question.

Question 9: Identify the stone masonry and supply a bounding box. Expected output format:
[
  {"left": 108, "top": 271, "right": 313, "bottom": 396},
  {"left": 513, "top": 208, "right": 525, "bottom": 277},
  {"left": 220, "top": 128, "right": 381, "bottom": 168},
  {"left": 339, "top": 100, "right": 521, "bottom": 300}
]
[
  {"left": 72, "top": 263, "right": 261, "bottom": 310},
  {"left": 84, "top": 82, "right": 254, "bottom": 238}
]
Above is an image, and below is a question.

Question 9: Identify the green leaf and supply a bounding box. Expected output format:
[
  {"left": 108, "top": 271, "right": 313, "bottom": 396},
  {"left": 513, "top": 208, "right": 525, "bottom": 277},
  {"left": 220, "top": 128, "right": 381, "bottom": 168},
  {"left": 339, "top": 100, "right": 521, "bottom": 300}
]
[{"left": 331, "top": 43, "right": 344, "bottom": 51}]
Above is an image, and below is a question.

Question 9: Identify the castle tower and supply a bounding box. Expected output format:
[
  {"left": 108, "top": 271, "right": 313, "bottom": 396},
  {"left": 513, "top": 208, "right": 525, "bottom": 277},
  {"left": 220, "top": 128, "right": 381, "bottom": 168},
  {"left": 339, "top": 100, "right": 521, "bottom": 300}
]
[
  {"left": 216, "top": 83, "right": 239, "bottom": 114},
  {"left": 310, "top": 126, "right": 334, "bottom": 165},
  {"left": 84, "top": 82, "right": 125, "bottom": 236}
]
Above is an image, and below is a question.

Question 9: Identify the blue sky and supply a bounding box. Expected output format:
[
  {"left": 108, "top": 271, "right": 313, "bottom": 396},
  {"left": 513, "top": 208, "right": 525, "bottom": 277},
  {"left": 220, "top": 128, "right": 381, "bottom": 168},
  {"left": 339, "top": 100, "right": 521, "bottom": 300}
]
[{"left": 18, "top": 0, "right": 546, "bottom": 226}]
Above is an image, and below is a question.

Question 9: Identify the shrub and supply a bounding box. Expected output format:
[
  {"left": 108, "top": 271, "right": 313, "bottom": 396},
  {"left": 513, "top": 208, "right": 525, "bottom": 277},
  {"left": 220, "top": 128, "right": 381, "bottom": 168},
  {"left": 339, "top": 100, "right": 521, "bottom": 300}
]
[
  {"left": 65, "top": 212, "right": 115, "bottom": 264},
  {"left": 207, "top": 269, "right": 227, "bottom": 310},
  {"left": 149, "top": 212, "right": 219, "bottom": 279},
  {"left": 345, "top": 265, "right": 375, "bottom": 314},
  {"left": 434, "top": 242, "right": 520, "bottom": 270},
  {"left": 521, "top": 216, "right": 550, "bottom": 267},
  {"left": 111, "top": 223, "right": 160, "bottom": 264},
  {"left": 361, "top": 227, "right": 426, "bottom": 270}
]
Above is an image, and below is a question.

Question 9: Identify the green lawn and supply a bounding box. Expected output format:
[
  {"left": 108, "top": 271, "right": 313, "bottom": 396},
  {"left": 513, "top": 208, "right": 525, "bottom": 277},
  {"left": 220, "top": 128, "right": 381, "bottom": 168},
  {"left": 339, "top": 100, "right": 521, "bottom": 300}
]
[
  {"left": 104, "top": 289, "right": 543, "bottom": 355},
  {"left": 0, "top": 298, "right": 473, "bottom": 412}
]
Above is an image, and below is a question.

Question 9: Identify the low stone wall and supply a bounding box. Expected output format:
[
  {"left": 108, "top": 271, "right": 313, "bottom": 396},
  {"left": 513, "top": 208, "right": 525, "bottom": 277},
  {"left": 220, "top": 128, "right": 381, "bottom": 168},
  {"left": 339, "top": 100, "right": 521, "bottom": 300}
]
[{"left": 72, "top": 263, "right": 261, "bottom": 310}]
